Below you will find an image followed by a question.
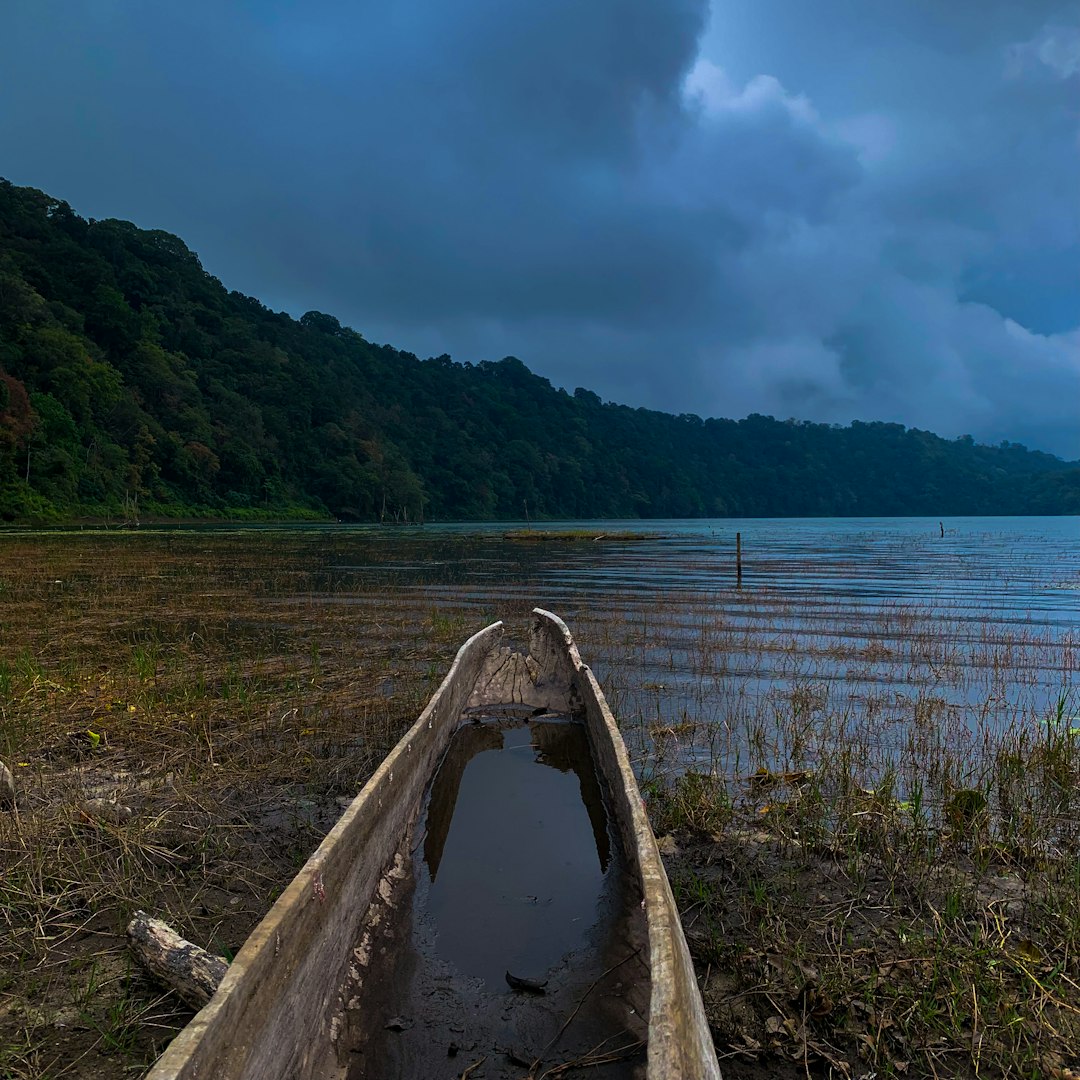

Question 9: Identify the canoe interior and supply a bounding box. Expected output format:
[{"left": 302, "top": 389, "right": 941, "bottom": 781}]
[
  {"left": 340, "top": 709, "right": 648, "bottom": 1078},
  {"left": 145, "top": 609, "right": 718, "bottom": 1080}
]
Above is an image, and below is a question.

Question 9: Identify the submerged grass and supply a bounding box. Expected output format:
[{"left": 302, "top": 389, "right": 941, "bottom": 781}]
[
  {"left": 501, "top": 528, "right": 656, "bottom": 542},
  {"left": 0, "top": 527, "right": 1078, "bottom": 1078},
  {"left": 597, "top": 602, "right": 1080, "bottom": 1078}
]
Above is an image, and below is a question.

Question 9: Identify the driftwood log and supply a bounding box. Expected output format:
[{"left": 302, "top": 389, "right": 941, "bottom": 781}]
[
  {"left": 127, "top": 911, "right": 228, "bottom": 1009},
  {"left": 0, "top": 759, "right": 14, "bottom": 809}
]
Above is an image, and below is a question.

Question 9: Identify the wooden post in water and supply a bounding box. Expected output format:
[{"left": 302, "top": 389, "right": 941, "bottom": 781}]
[{"left": 736, "top": 531, "right": 743, "bottom": 588}]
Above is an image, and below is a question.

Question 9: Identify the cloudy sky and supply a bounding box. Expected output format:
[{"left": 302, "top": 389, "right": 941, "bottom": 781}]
[{"left": 2, "top": 1, "right": 1079, "bottom": 456}]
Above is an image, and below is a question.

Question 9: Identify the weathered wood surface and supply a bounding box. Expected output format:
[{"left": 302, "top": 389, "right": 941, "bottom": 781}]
[
  {"left": 145, "top": 621, "right": 504, "bottom": 1080},
  {"left": 466, "top": 625, "right": 582, "bottom": 714},
  {"left": 144, "top": 613, "right": 720, "bottom": 1079},
  {"left": 532, "top": 609, "right": 721, "bottom": 1080},
  {"left": 127, "top": 912, "right": 228, "bottom": 1009}
]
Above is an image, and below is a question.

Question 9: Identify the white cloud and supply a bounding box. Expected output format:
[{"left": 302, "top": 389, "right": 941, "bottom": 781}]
[
  {"left": 684, "top": 58, "right": 818, "bottom": 124},
  {"left": 1006, "top": 22, "right": 1080, "bottom": 79},
  {"left": 6, "top": 0, "right": 1077, "bottom": 455}
]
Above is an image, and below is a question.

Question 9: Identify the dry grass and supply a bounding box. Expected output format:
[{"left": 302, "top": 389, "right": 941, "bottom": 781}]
[
  {"left": 0, "top": 531, "right": 516, "bottom": 1077},
  {"left": 1, "top": 526, "right": 1078, "bottom": 1078},
  {"left": 501, "top": 529, "right": 656, "bottom": 542}
]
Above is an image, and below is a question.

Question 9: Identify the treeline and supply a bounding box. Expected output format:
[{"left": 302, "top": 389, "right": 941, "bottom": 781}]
[{"left": 1, "top": 178, "right": 1078, "bottom": 523}]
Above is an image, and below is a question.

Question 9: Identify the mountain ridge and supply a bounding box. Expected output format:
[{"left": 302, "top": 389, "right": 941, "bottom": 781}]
[{"left": 1, "top": 177, "right": 1078, "bottom": 522}]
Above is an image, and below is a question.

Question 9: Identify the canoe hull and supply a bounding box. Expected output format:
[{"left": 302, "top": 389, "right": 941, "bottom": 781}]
[
  {"left": 529, "top": 611, "right": 718, "bottom": 1079},
  {"left": 145, "top": 610, "right": 719, "bottom": 1079}
]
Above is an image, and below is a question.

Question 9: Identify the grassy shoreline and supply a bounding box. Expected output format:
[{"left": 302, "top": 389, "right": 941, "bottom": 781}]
[
  {"left": 647, "top": 738, "right": 1080, "bottom": 1078},
  {"left": 1, "top": 531, "right": 1077, "bottom": 1078}
]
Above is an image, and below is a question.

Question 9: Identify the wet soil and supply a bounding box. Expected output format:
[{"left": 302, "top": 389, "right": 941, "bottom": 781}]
[
  {"left": 342, "top": 711, "right": 648, "bottom": 1079},
  {"left": 657, "top": 822, "right": 1080, "bottom": 1079}
]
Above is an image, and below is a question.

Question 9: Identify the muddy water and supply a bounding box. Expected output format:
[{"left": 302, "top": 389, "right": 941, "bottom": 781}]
[
  {"left": 423, "top": 717, "right": 612, "bottom": 989},
  {"left": 343, "top": 713, "right": 648, "bottom": 1079}
]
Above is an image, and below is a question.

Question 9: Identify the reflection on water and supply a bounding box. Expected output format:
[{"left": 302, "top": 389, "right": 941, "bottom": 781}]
[
  {"left": 420, "top": 718, "right": 611, "bottom": 989},
  {"left": 317, "top": 516, "right": 1080, "bottom": 623},
  {"left": 281, "top": 515, "right": 1079, "bottom": 782},
  {"left": 344, "top": 711, "right": 643, "bottom": 1079}
]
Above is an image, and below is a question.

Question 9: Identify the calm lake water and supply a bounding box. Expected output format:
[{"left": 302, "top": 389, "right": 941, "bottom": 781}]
[
  {"left": 292, "top": 515, "right": 1080, "bottom": 783},
  {"left": 369, "top": 514, "right": 1080, "bottom": 614},
  {"left": 27, "top": 515, "right": 1078, "bottom": 785}
]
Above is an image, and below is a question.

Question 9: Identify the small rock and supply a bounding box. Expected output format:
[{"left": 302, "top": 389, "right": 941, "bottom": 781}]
[
  {"left": 52, "top": 1006, "right": 88, "bottom": 1030},
  {"left": 505, "top": 972, "right": 547, "bottom": 994},
  {"left": 81, "top": 798, "right": 133, "bottom": 824},
  {"left": 0, "top": 759, "right": 15, "bottom": 809},
  {"left": 655, "top": 833, "right": 679, "bottom": 856},
  {"left": 385, "top": 1016, "right": 413, "bottom": 1031}
]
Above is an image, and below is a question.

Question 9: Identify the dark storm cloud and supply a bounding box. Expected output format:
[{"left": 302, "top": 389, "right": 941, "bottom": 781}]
[{"left": 1, "top": 0, "right": 1078, "bottom": 455}]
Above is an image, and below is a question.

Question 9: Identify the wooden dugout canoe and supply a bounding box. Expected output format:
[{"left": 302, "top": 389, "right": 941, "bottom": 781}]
[{"left": 145, "top": 609, "right": 719, "bottom": 1080}]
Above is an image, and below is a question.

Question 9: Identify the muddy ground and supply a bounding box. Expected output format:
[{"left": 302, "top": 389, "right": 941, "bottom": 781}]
[
  {"left": 5, "top": 746, "right": 1080, "bottom": 1079},
  {"left": 659, "top": 819, "right": 1080, "bottom": 1080}
]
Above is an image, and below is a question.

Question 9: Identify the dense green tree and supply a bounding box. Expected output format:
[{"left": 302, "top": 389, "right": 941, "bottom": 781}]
[{"left": 0, "top": 177, "right": 1077, "bottom": 523}]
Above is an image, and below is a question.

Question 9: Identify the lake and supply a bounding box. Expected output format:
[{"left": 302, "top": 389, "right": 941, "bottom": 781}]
[
  {"left": 10, "top": 514, "right": 1080, "bottom": 793},
  {"left": 252, "top": 514, "right": 1079, "bottom": 790}
]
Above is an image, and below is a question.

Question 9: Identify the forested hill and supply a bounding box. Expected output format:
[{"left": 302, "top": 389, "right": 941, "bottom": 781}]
[{"left": 1, "top": 179, "right": 1078, "bottom": 523}]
